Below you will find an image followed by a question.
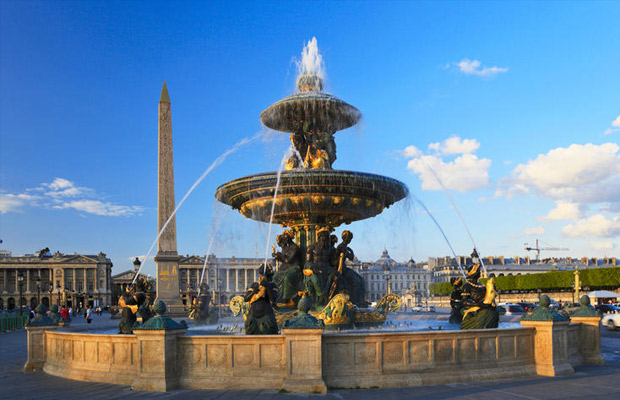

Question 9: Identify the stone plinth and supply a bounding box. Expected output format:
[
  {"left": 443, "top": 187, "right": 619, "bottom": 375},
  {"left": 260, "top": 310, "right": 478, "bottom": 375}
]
[
  {"left": 24, "top": 325, "right": 58, "bottom": 371},
  {"left": 570, "top": 316, "right": 604, "bottom": 365},
  {"left": 520, "top": 320, "right": 574, "bottom": 376},
  {"left": 282, "top": 329, "right": 326, "bottom": 394},
  {"left": 131, "top": 328, "right": 187, "bottom": 392}
]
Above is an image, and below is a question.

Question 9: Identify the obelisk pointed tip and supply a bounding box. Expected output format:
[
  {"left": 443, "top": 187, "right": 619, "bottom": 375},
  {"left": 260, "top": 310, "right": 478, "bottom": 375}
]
[{"left": 160, "top": 81, "right": 170, "bottom": 103}]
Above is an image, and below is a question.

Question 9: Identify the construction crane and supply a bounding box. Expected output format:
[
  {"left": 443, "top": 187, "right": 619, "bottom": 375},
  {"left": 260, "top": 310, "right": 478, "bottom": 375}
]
[{"left": 524, "top": 239, "right": 569, "bottom": 262}]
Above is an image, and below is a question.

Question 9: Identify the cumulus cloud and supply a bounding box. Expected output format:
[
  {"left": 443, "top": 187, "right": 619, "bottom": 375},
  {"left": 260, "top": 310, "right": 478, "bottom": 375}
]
[
  {"left": 450, "top": 58, "right": 508, "bottom": 77},
  {"left": 538, "top": 201, "right": 583, "bottom": 222},
  {"left": 402, "top": 137, "right": 491, "bottom": 192},
  {"left": 590, "top": 241, "right": 616, "bottom": 251},
  {"left": 562, "top": 215, "right": 620, "bottom": 238},
  {"left": 428, "top": 137, "right": 480, "bottom": 154},
  {"left": 496, "top": 143, "right": 620, "bottom": 205},
  {"left": 524, "top": 226, "right": 545, "bottom": 235},
  {"left": 1, "top": 178, "right": 143, "bottom": 217}
]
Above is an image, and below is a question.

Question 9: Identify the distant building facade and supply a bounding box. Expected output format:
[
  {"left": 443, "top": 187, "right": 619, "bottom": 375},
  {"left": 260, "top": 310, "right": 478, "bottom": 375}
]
[
  {"left": 429, "top": 255, "right": 619, "bottom": 283},
  {"left": 361, "top": 249, "right": 431, "bottom": 304},
  {"left": 0, "top": 249, "right": 113, "bottom": 310},
  {"left": 178, "top": 255, "right": 267, "bottom": 305}
]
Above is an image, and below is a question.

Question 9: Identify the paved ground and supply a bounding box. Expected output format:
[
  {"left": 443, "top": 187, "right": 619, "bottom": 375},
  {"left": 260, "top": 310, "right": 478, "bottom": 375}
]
[{"left": 2, "top": 312, "right": 620, "bottom": 399}]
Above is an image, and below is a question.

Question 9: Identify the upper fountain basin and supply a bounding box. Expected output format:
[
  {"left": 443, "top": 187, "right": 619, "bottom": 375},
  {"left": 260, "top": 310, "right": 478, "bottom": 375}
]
[
  {"left": 260, "top": 91, "right": 361, "bottom": 134},
  {"left": 215, "top": 169, "right": 408, "bottom": 228}
]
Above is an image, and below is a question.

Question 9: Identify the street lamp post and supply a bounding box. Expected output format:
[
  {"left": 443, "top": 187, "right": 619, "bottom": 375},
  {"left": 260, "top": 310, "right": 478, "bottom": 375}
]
[
  {"left": 217, "top": 276, "right": 223, "bottom": 319},
  {"left": 384, "top": 269, "right": 391, "bottom": 296},
  {"left": 36, "top": 275, "right": 41, "bottom": 305},
  {"left": 17, "top": 272, "right": 24, "bottom": 315},
  {"left": 56, "top": 283, "right": 61, "bottom": 306}
]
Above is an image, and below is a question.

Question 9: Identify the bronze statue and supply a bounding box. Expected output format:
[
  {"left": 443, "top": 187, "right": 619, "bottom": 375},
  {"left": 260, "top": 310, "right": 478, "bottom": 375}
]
[
  {"left": 272, "top": 231, "right": 303, "bottom": 308},
  {"left": 460, "top": 261, "right": 499, "bottom": 330},
  {"left": 118, "top": 277, "right": 152, "bottom": 334},
  {"left": 303, "top": 228, "right": 336, "bottom": 306},
  {"left": 189, "top": 282, "right": 217, "bottom": 325},
  {"left": 329, "top": 231, "right": 366, "bottom": 305},
  {"left": 448, "top": 277, "right": 464, "bottom": 324},
  {"left": 243, "top": 264, "right": 279, "bottom": 334}
]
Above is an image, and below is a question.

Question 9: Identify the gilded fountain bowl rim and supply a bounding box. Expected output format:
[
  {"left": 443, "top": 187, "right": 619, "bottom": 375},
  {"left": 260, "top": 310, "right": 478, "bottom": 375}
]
[
  {"left": 260, "top": 91, "right": 361, "bottom": 133},
  {"left": 215, "top": 169, "right": 409, "bottom": 227}
]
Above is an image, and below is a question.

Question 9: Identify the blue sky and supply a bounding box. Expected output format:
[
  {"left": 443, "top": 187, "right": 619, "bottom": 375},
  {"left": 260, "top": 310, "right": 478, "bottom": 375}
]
[{"left": 1, "top": 1, "right": 619, "bottom": 275}]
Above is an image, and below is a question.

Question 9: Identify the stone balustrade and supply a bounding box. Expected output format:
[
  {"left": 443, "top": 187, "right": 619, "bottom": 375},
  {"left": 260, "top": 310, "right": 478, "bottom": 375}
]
[{"left": 26, "top": 318, "right": 602, "bottom": 393}]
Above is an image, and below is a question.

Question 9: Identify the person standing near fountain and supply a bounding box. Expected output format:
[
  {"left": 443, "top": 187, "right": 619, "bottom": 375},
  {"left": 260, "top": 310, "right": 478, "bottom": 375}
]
[
  {"left": 304, "top": 228, "right": 336, "bottom": 306},
  {"left": 272, "top": 231, "right": 303, "bottom": 308},
  {"left": 243, "top": 264, "right": 278, "bottom": 335}
]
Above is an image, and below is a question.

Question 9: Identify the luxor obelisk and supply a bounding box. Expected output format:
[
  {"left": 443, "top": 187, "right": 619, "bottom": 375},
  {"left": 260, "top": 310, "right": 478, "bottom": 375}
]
[{"left": 155, "top": 81, "right": 185, "bottom": 315}]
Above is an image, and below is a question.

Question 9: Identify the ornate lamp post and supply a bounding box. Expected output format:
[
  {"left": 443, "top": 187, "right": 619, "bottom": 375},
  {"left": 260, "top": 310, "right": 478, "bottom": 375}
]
[
  {"left": 48, "top": 286, "right": 53, "bottom": 308},
  {"left": 56, "top": 283, "right": 61, "bottom": 306},
  {"left": 17, "top": 272, "right": 24, "bottom": 315},
  {"left": 217, "top": 276, "right": 223, "bottom": 319},
  {"left": 384, "top": 268, "right": 391, "bottom": 296},
  {"left": 36, "top": 275, "right": 41, "bottom": 305}
]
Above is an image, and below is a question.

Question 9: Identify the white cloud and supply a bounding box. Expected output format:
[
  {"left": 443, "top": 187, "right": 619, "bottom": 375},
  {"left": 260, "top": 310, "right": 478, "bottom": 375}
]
[
  {"left": 452, "top": 58, "right": 508, "bottom": 77},
  {"left": 0, "top": 193, "right": 40, "bottom": 214},
  {"left": 497, "top": 143, "right": 620, "bottom": 205},
  {"left": 604, "top": 113, "right": 620, "bottom": 135},
  {"left": 538, "top": 201, "right": 583, "bottom": 221},
  {"left": 428, "top": 137, "right": 480, "bottom": 155},
  {"left": 402, "top": 145, "right": 422, "bottom": 158},
  {"left": 406, "top": 153, "right": 491, "bottom": 192},
  {"left": 562, "top": 214, "right": 620, "bottom": 238},
  {"left": 524, "top": 226, "right": 545, "bottom": 235},
  {"left": 1, "top": 178, "right": 143, "bottom": 217},
  {"left": 42, "top": 177, "right": 92, "bottom": 198},
  {"left": 590, "top": 241, "right": 616, "bottom": 251},
  {"left": 55, "top": 200, "right": 144, "bottom": 217}
]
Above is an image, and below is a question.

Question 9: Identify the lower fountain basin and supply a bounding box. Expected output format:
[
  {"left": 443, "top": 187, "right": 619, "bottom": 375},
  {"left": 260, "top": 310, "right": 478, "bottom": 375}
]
[{"left": 215, "top": 169, "right": 408, "bottom": 228}]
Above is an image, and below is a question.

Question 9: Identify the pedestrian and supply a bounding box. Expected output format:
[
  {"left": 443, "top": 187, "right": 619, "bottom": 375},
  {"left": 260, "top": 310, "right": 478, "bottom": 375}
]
[
  {"left": 85, "top": 305, "right": 93, "bottom": 324},
  {"left": 69, "top": 306, "right": 73, "bottom": 317}
]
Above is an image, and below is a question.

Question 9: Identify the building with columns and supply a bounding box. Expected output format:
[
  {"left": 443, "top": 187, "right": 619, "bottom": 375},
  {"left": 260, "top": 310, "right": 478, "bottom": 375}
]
[
  {"left": 361, "top": 249, "right": 431, "bottom": 305},
  {"left": 0, "top": 249, "right": 113, "bottom": 310},
  {"left": 178, "top": 255, "right": 267, "bottom": 305}
]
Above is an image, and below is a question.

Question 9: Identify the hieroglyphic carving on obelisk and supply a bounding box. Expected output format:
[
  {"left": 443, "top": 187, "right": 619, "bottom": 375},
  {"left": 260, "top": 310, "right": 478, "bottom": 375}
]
[{"left": 155, "top": 81, "right": 184, "bottom": 313}]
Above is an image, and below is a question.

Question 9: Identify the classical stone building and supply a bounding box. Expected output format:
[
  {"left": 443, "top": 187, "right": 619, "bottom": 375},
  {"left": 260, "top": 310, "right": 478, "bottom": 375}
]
[
  {"left": 111, "top": 257, "right": 152, "bottom": 305},
  {"left": 0, "top": 249, "right": 113, "bottom": 310},
  {"left": 361, "top": 249, "right": 431, "bottom": 304},
  {"left": 429, "top": 255, "right": 620, "bottom": 283},
  {"left": 178, "top": 255, "right": 268, "bottom": 305}
]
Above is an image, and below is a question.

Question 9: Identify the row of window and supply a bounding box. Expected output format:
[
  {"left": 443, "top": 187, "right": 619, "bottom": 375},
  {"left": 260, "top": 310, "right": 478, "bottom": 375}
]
[{"left": 366, "top": 274, "right": 429, "bottom": 281}]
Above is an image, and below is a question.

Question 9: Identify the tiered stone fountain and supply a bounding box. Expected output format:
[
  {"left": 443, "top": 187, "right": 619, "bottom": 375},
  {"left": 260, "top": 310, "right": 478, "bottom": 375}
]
[{"left": 215, "top": 53, "right": 407, "bottom": 328}]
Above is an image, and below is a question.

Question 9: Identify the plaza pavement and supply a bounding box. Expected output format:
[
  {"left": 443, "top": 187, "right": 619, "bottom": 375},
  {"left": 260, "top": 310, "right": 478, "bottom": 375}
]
[{"left": 2, "top": 312, "right": 620, "bottom": 399}]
